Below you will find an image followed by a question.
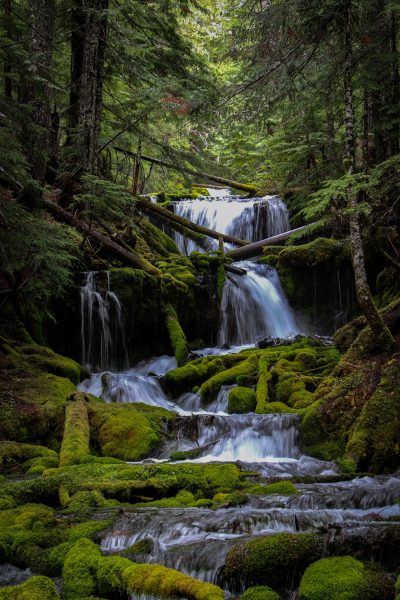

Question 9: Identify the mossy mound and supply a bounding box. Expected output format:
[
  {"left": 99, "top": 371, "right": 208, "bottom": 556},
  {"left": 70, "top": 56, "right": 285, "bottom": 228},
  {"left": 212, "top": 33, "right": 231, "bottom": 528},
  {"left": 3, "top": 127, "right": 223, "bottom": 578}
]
[
  {"left": 227, "top": 387, "right": 256, "bottom": 414},
  {"left": 0, "top": 441, "right": 57, "bottom": 474},
  {"left": 261, "top": 237, "right": 350, "bottom": 269},
  {"left": 299, "top": 556, "right": 393, "bottom": 600},
  {"left": 248, "top": 481, "right": 299, "bottom": 495},
  {"left": 88, "top": 400, "right": 174, "bottom": 462},
  {"left": 242, "top": 586, "right": 281, "bottom": 600},
  {"left": 224, "top": 532, "right": 323, "bottom": 588},
  {"left": 59, "top": 392, "right": 90, "bottom": 467},
  {"left": 0, "top": 576, "right": 59, "bottom": 600}
]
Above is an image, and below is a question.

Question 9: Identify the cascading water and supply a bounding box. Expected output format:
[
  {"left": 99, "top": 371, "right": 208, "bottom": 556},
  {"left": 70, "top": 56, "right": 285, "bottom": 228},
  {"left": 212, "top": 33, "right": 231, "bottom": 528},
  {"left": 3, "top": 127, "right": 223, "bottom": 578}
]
[
  {"left": 218, "top": 261, "right": 299, "bottom": 345},
  {"left": 172, "top": 191, "right": 289, "bottom": 255},
  {"left": 80, "top": 271, "right": 127, "bottom": 371},
  {"left": 77, "top": 188, "right": 399, "bottom": 596}
]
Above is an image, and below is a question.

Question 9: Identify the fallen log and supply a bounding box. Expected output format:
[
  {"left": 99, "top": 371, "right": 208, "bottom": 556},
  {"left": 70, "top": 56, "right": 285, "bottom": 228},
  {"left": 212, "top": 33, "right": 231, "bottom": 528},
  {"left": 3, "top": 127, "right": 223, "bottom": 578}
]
[
  {"left": 42, "top": 198, "right": 162, "bottom": 277},
  {"left": 225, "top": 225, "right": 311, "bottom": 261},
  {"left": 135, "top": 198, "right": 249, "bottom": 247},
  {"left": 113, "top": 146, "right": 258, "bottom": 195}
]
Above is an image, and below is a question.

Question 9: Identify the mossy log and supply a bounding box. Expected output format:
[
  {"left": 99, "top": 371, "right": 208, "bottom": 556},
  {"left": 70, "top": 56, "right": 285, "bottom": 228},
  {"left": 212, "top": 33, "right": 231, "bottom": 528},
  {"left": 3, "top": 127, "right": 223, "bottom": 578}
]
[
  {"left": 59, "top": 392, "right": 91, "bottom": 467},
  {"left": 136, "top": 198, "right": 249, "bottom": 247},
  {"left": 42, "top": 198, "right": 162, "bottom": 277},
  {"left": 114, "top": 146, "right": 258, "bottom": 195},
  {"left": 164, "top": 304, "right": 189, "bottom": 366},
  {"left": 225, "top": 225, "right": 311, "bottom": 261}
]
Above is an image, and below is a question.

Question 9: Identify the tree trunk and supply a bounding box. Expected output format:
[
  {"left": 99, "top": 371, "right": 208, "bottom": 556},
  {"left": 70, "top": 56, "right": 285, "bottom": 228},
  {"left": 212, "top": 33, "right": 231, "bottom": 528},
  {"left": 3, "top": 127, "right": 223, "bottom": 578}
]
[
  {"left": 344, "top": 1, "right": 394, "bottom": 350},
  {"left": 3, "top": 0, "right": 12, "bottom": 98},
  {"left": 66, "top": 0, "right": 108, "bottom": 174},
  {"left": 135, "top": 198, "right": 249, "bottom": 247},
  {"left": 27, "top": 0, "right": 56, "bottom": 183},
  {"left": 67, "top": 0, "right": 85, "bottom": 144},
  {"left": 43, "top": 197, "right": 162, "bottom": 277},
  {"left": 225, "top": 226, "right": 310, "bottom": 261},
  {"left": 388, "top": 10, "right": 400, "bottom": 155}
]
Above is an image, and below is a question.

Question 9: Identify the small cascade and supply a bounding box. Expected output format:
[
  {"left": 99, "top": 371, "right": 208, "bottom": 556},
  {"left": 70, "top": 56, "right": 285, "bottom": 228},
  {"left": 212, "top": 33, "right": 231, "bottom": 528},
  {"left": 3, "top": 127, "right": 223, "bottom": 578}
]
[
  {"left": 79, "top": 355, "right": 177, "bottom": 411},
  {"left": 218, "top": 261, "right": 299, "bottom": 345},
  {"left": 191, "top": 413, "right": 300, "bottom": 463},
  {"left": 80, "top": 271, "right": 127, "bottom": 371}
]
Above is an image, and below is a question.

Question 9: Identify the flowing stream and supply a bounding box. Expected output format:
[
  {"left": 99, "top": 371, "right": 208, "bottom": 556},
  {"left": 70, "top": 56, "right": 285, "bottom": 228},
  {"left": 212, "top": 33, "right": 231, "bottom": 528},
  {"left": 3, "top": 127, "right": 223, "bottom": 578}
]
[{"left": 78, "top": 188, "right": 400, "bottom": 596}]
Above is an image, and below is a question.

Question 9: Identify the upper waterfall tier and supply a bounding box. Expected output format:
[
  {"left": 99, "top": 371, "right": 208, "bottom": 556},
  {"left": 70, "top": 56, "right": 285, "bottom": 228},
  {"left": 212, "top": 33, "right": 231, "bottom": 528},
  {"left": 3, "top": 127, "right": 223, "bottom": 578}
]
[{"left": 172, "top": 192, "right": 289, "bottom": 255}]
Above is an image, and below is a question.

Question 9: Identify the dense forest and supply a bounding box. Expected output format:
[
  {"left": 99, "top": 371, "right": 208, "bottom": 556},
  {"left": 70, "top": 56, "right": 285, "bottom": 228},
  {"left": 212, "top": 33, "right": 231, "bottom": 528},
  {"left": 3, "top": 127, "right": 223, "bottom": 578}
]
[{"left": 1, "top": 1, "right": 400, "bottom": 599}]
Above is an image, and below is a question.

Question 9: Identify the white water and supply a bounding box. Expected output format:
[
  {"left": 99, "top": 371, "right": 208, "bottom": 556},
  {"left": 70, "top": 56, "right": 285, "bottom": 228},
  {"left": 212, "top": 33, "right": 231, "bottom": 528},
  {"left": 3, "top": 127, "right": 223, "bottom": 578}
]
[
  {"left": 80, "top": 271, "right": 127, "bottom": 371},
  {"left": 218, "top": 261, "right": 299, "bottom": 345},
  {"left": 172, "top": 193, "right": 289, "bottom": 255},
  {"left": 78, "top": 190, "right": 399, "bottom": 595}
]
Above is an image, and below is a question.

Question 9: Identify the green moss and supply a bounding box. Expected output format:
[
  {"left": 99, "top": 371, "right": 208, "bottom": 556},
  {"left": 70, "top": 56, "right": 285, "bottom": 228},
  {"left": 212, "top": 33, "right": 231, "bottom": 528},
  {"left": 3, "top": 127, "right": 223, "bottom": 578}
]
[
  {"left": 0, "top": 576, "right": 59, "bottom": 600},
  {"left": 164, "top": 304, "right": 189, "bottom": 366},
  {"left": 242, "top": 586, "right": 281, "bottom": 600},
  {"left": 63, "top": 538, "right": 101, "bottom": 599},
  {"left": 212, "top": 492, "right": 247, "bottom": 507},
  {"left": 122, "top": 563, "right": 225, "bottom": 600},
  {"left": 96, "top": 555, "right": 133, "bottom": 597},
  {"left": 261, "top": 238, "right": 350, "bottom": 268},
  {"left": 345, "top": 357, "right": 400, "bottom": 471},
  {"left": 67, "top": 520, "right": 112, "bottom": 542},
  {"left": 122, "top": 539, "right": 154, "bottom": 558},
  {"left": 201, "top": 353, "right": 259, "bottom": 400},
  {"left": 255, "top": 356, "right": 272, "bottom": 413},
  {"left": 59, "top": 392, "right": 90, "bottom": 467},
  {"left": 134, "top": 489, "right": 196, "bottom": 508},
  {"left": 263, "top": 401, "right": 298, "bottom": 413},
  {"left": 47, "top": 541, "right": 76, "bottom": 574},
  {"left": 161, "top": 353, "right": 245, "bottom": 395},
  {"left": 227, "top": 387, "right": 256, "bottom": 414},
  {"left": 0, "top": 441, "right": 57, "bottom": 473},
  {"left": 89, "top": 401, "right": 174, "bottom": 461},
  {"left": 224, "top": 532, "right": 323, "bottom": 588},
  {"left": 19, "top": 344, "right": 85, "bottom": 385},
  {"left": 299, "top": 556, "right": 393, "bottom": 600},
  {"left": 247, "top": 481, "right": 298, "bottom": 495}
]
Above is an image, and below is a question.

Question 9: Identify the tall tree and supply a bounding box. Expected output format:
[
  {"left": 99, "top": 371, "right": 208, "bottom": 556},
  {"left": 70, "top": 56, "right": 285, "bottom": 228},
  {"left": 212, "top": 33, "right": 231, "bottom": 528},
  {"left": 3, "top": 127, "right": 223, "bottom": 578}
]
[
  {"left": 66, "top": 0, "right": 108, "bottom": 175},
  {"left": 27, "top": 0, "right": 56, "bottom": 183},
  {"left": 343, "top": 0, "right": 394, "bottom": 349}
]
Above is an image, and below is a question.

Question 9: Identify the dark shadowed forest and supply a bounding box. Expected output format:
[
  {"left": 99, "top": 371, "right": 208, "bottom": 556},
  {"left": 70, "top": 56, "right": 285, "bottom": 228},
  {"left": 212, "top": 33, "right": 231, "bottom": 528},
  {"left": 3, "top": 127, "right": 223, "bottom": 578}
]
[{"left": 1, "top": 1, "right": 400, "bottom": 599}]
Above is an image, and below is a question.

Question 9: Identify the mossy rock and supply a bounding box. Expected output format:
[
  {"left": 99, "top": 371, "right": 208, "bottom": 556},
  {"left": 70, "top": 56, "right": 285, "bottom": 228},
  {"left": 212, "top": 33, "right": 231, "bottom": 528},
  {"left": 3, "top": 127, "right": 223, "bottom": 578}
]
[
  {"left": 63, "top": 538, "right": 101, "bottom": 599},
  {"left": 247, "top": 481, "right": 298, "bottom": 496},
  {"left": 19, "top": 344, "right": 86, "bottom": 385},
  {"left": 242, "top": 586, "right": 281, "bottom": 600},
  {"left": 227, "top": 387, "right": 256, "bottom": 414},
  {"left": 299, "top": 556, "right": 394, "bottom": 600},
  {"left": 89, "top": 401, "right": 174, "bottom": 462},
  {"left": 0, "top": 576, "right": 59, "bottom": 600},
  {"left": 224, "top": 532, "right": 323, "bottom": 588}
]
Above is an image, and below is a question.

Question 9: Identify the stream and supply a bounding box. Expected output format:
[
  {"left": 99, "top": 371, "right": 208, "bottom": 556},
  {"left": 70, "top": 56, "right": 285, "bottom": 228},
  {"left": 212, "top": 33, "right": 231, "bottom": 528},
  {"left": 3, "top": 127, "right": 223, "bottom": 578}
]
[{"left": 78, "top": 188, "right": 400, "bottom": 596}]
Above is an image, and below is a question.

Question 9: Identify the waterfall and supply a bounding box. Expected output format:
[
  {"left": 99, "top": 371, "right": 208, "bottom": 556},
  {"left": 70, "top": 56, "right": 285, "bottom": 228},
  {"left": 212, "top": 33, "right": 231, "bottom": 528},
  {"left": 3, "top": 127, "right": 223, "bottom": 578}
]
[
  {"left": 172, "top": 193, "right": 289, "bottom": 254},
  {"left": 218, "top": 261, "right": 299, "bottom": 345},
  {"left": 80, "top": 271, "right": 127, "bottom": 372}
]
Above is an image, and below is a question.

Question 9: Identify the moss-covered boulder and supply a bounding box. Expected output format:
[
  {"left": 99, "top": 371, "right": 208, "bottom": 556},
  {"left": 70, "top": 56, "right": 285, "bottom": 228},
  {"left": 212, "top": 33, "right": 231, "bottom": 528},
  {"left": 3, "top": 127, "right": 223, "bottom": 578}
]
[
  {"left": 0, "top": 576, "right": 59, "bottom": 600},
  {"left": 242, "top": 586, "right": 281, "bottom": 600},
  {"left": 299, "top": 557, "right": 393, "bottom": 600},
  {"left": 227, "top": 387, "right": 256, "bottom": 413},
  {"left": 224, "top": 533, "right": 323, "bottom": 588},
  {"left": 89, "top": 401, "right": 174, "bottom": 461}
]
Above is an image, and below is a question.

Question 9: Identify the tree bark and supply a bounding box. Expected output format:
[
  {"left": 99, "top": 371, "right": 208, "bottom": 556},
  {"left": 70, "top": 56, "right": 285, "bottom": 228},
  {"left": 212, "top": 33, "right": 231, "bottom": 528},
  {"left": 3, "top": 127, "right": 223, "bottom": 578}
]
[
  {"left": 27, "top": 0, "right": 56, "bottom": 183},
  {"left": 114, "top": 147, "right": 259, "bottom": 195},
  {"left": 42, "top": 197, "right": 162, "bottom": 277},
  {"left": 225, "top": 226, "right": 310, "bottom": 261},
  {"left": 66, "top": 0, "right": 108, "bottom": 174},
  {"left": 344, "top": 1, "right": 394, "bottom": 350},
  {"left": 3, "top": 0, "right": 12, "bottom": 98},
  {"left": 135, "top": 198, "right": 249, "bottom": 247}
]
